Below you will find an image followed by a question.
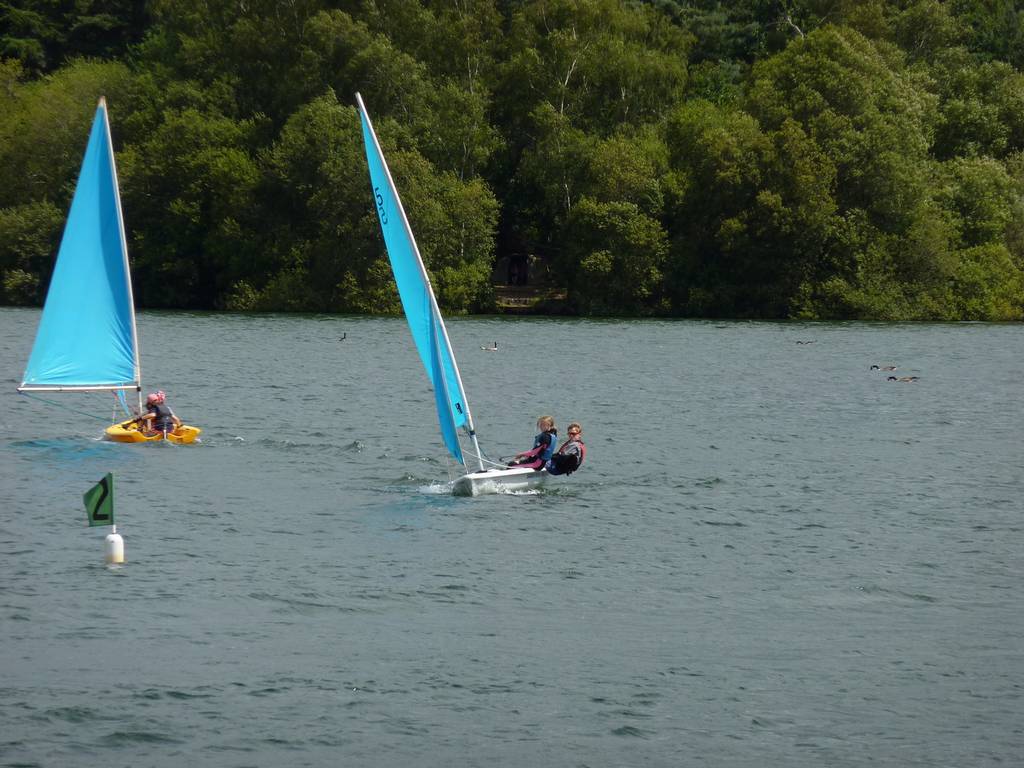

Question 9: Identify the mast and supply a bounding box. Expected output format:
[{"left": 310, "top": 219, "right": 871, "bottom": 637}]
[{"left": 100, "top": 97, "right": 144, "bottom": 414}]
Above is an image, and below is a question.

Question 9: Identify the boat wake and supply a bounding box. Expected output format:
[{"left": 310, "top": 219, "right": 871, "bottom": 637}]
[
  {"left": 497, "top": 486, "right": 543, "bottom": 495},
  {"left": 419, "top": 482, "right": 454, "bottom": 495}
]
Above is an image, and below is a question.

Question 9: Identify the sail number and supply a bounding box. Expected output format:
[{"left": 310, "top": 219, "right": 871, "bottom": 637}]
[
  {"left": 92, "top": 476, "right": 111, "bottom": 522},
  {"left": 374, "top": 188, "right": 388, "bottom": 224}
]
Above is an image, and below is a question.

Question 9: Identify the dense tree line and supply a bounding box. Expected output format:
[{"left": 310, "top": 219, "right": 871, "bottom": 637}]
[{"left": 2, "top": 0, "right": 1023, "bottom": 319}]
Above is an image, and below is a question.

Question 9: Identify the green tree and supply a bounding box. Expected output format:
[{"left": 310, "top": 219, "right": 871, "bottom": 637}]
[
  {"left": 744, "top": 26, "right": 951, "bottom": 317},
  {"left": 495, "top": 0, "right": 690, "bottom": 138},
  {"left": 0, "top": 59, "right": 133, "bottom": 209},
  {"left": 931, "top": 49, "right": 1024, "bottom": 159},
  {"left": 118, "top": 108, "right": 260, "bottom": 308},
  {"left": 260, "top": 92, "right": 496, "bottom": 313},
  {"left": 951, "top": 243, "right": 1024, "bottom": 319},
  {"left": 563, "top": 198, "right": 667, "bottom": 314},
  {"left": 145, "top": 0, "right": 327, "bottom": 122},
  {"left": 258, "top": 91, "right": 386, "bottom": 312},
  {"left": 1, "top": 0, "right": 148, "bottom": 74},
  {"left": 0, "top": 200, "right": 63, "bottom": 304},
  {"left": 939, "top": 156, "right": 1015, "bottom": 247},
  {"left": 662, "top": 99, "right": 777, "bottom": 315},
  {"left": 950, "top": 0, "right": 1024, "bottom": 68},
  {"left": 746, "top": 26, "right": 937, "bottom": 228},
  {"left": 890, "top": 0, "right": 963, "bottom": 61}
]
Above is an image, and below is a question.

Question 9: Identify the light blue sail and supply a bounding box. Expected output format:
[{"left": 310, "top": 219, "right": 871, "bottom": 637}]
[
  {"left": 357, "top": 93, "right": 469, "bottom": 464},
  {"left": 429, "top": 311, "right": 463, "bottom": 463},
  {"left": 21, "top": 99, "right": 138, "bottom": 391}
]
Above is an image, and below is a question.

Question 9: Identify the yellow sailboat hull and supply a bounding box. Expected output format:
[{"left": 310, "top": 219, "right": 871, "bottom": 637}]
[{"left": 104, "top": 422, "right": 202, "bottom": 444}]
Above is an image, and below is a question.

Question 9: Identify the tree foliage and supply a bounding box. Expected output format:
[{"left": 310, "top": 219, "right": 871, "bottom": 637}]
[{"left": 1, "top": 0, "right": 1023, "bottom": 319}]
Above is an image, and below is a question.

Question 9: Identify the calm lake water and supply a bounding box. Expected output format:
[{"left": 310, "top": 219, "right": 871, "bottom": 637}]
[{"left": 1, "top": 307, "right": 1022, "bottom": 767}]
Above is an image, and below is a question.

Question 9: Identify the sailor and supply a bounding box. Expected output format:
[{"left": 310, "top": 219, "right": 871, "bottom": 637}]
[
  {"left": 547, "top": 422, "right": 585, "bottom": 476},
  {"left": 508, "top": 415, "right": 557, "bottom": 469},
  {"left": 140, "top": 391, "right": 182, "bottom": 435}
]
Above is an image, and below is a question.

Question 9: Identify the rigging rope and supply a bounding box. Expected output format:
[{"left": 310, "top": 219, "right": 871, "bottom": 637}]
[
  {"left": 462, "top": 444, "right": 507, "bottom": 470},
  {"left": 19, "top": 391, "right": 134, "bottom": 423}
]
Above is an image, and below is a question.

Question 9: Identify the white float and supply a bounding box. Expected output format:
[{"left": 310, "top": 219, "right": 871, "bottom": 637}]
[{"left": 105, "top": 525, "right": 124, "bottom": 564}]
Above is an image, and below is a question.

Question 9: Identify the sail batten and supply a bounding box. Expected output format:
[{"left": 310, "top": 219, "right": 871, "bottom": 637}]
[
  {"left": 20, "top": 100, "right": 139, "bottom": 392},
  {"left": 356, "top": 93, "right": 477, "bottom": 466}
]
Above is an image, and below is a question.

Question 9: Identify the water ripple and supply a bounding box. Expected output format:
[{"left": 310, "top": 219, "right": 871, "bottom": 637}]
[{"left": 2, "top": 311, "right": 1021, "bottom": 767}]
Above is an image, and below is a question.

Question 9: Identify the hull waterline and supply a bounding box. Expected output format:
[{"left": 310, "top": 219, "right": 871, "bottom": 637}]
[
  {"left": 452, "top": 467, "right": 548, "bottom": 497},
  {"left": 104, "top": 422, "right": 202, "bottom": 444}
]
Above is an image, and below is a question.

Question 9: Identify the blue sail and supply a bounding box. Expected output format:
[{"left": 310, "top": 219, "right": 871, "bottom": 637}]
[
  {"left": 429, "top": 310, "right": 464, "bottom": 463},
  {"left": 21, "top": 100, "right": 138, "bottom": 391},
  {"left": 357, "top": 93, "right": 469, "bottom": 464}
]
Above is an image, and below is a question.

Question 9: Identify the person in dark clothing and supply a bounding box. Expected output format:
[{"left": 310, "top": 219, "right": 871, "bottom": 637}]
[
  {"left": 547, "top": 422, "right": 585, "bottom": 475},
  {"left": 140, "top": 391, "right": 181, "bottom": 436}
]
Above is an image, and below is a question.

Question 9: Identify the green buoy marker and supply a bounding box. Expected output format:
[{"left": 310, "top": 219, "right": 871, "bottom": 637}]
[{"left": 84, "top": 472, "right": 123, "bottom": 564}]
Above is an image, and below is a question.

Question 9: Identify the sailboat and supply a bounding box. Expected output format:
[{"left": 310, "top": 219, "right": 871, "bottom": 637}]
[
  {"left": 356, "top": 93, "right": 546, "bottom": 496},
  {"left": 17, "top": 98, "right": 201, "bottom": 445}
]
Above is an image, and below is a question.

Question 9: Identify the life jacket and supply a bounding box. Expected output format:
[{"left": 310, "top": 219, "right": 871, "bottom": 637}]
[
  {"left": 549, "top": 438, "right": 585, "bottom": 475},
  {"left": 150, "top": 402, "right": 174, "bottom": 430},
  {"left": 537, "top": 429, "right": 557, "bottom": 462},
  {"left": 509, "top": 430, "right": 558, "bottom": 469}
]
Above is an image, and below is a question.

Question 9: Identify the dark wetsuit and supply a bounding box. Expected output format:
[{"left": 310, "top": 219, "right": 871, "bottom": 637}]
[
  {"left": 147, "top": 402, "right": 176, "bottom": 432},
  {"left": 547, "top": 438, "right": 585, "bottom": 475}
]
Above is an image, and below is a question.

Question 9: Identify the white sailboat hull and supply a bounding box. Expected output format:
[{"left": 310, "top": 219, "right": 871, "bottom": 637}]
[{"left": 452, "top": 466, "right": 549, "bottom": 497}]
